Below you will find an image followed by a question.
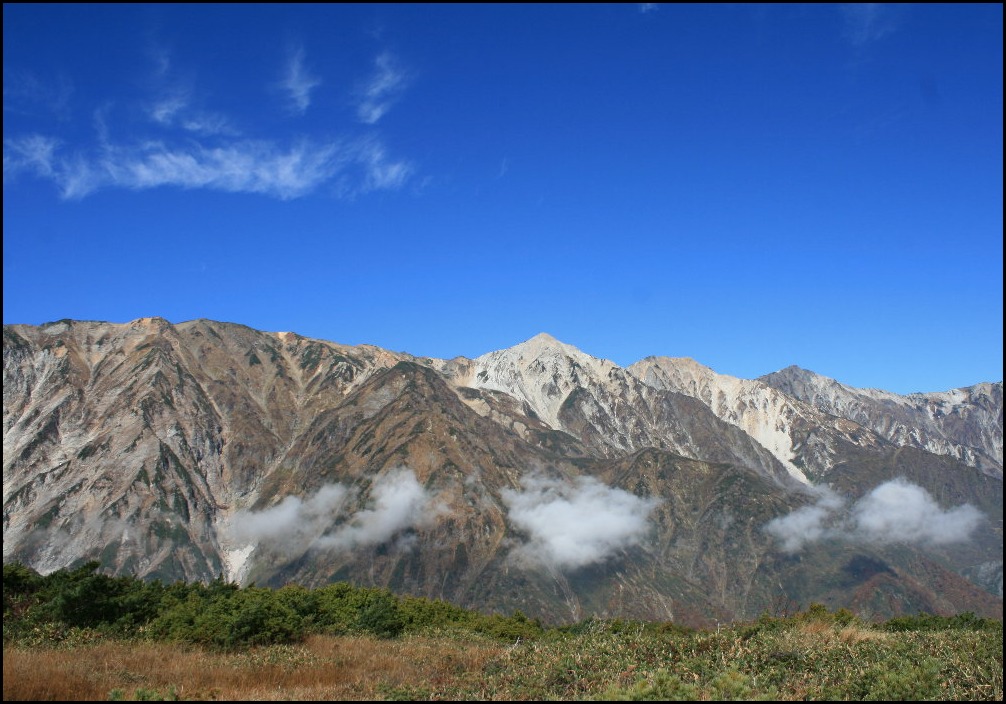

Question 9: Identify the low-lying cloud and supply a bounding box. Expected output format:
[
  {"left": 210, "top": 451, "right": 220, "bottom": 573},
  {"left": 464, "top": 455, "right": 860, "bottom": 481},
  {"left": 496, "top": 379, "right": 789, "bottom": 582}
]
[
  {"left": 314, "top": 467, "right": 442, "bottom": 551},
  {"left": 228, "top": 467, "right": 444, "bottom": 559},
  {"left": 501, "top": 472, "right": 660, "bottom": 571},
  {"left": 765, "top": 478, "right": 984, "bottom": 553}
]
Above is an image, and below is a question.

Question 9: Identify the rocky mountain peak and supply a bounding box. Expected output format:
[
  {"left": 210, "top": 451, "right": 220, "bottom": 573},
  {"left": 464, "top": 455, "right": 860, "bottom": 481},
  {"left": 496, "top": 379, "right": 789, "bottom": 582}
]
[
  {"left": 527, "top": 331, "right": 561, "bottom": 345},
  {"left": 503, "top": 332, "right": 591, "bottom": 363},
  {"left": 760, "top": 365, "right": 844, "bottom": 391},
  {"left": 444, "top": 333, "right": 621, "bottom": 431}
]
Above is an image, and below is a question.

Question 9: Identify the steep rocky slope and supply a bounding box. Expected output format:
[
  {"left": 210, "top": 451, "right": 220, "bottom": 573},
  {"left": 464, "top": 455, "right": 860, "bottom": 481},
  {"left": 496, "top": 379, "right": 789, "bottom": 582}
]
[
  {"left": 441, "top": 334, "right": 797, "bottom": 486},
  {"left": 759, "top": 365, "right": 1002, "bottom": 476},
  {"left": 3, "top": 319, "right": 1002, "bottom": 624},
  {"left": 627, "top": 356, "right": 892, "bottom": 482}
]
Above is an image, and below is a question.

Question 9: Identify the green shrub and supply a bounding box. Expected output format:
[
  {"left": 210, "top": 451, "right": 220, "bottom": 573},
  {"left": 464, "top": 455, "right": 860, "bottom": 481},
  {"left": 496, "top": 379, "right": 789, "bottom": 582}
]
[
  {"left": 860, "top": 657, "right": 944, "bottom": 700},
  {"left": 357, "top": 591, "right": 405, "bottom": 639},
  {"left": 397, "top": 593, "right": 475, "bottom": 632},
  {"left": 602, "top": 666, "right": 780, "bottom": 701},
  {"left": 884, "top": 611, "right": 1001, "bottom": 633},
  {"left": 149, "top": 585, "right": 305, "bottom": 649},
  {"left": 3, "top": 558, "right": 1001, "bottom": 703},
  {"left": 3, "top": 562, "right": 44, "bottom": 609},
  {"left": 108, "top": 686, "right": 179, "bottom": 701}
]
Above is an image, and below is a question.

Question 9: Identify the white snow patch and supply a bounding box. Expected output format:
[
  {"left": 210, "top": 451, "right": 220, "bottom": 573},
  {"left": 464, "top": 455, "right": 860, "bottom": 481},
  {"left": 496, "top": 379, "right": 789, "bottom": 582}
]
[{"left": 223, "top": 545, "right": 255, "bottom": 584}]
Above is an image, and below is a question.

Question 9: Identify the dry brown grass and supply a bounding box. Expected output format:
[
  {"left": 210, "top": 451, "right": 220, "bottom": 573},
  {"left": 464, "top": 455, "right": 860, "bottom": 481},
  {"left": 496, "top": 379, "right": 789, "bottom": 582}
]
[
  {"left": 794, "top": 619, "right": 888, "bottom": 644},
  {"left": 835, "top": 624, "right": 888, "bottom": 645},
  {"left": 2, "top": 634, "right": 508, "bottom": 701},
  {"left": 5, "top": 622, "right": 999, "bottom": 701}
]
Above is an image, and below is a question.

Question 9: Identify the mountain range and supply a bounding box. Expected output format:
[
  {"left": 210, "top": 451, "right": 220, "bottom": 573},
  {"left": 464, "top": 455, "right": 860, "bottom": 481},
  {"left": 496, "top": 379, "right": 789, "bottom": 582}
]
[{"left": 3, "top": 318, "right": 1002, "bottom": 627}]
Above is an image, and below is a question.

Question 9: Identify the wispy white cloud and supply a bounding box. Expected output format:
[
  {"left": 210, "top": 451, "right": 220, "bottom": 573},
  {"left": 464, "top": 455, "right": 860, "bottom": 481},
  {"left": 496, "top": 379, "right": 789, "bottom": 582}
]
[
  {"left": 5, "top": 44, "right": 416, "bottom": 201},
  {"left": 3, "top": 69, "right": 74, "bottom": 119},
  {"left": 92, "top": 104, "right": 113, "bottom": 145},
  {"left": 70, "top": 138, "right": 346, "bottom": 200},
  {"left": 4, "top": 130, "right": 413, "bottom": 201},
  {"left": 764, "top": 478, "right": 984, "bottom": 553},
  {"left": 143, "top": 53, "right": 238, "bottom": 137},
  {"left": 502, "top": 471, "right": 660, "bottom": 571},
  {"left": 281, "top": 46, "right": 322, "bottom": 115},
  {"left": 763, "top": 486, "right": 845, "bottom": 553},
  {"left": 3, "top": 134, "right": 59, "bottom": 180},
  {"left": 840, "top": 3, "right": 899, "bottom": 47},
  {"left": 178, "top": 112, "right": 239, "bottom": 137},
  {"left": 148, "top": 45, "right": 173, "bottom": 79},
  {"left": 148, "top": 93, "right": 238, "bottom": 137},
  {"left": 148, "top": 90, "right": 189, "bottom": 126},
  {"left": 354, "top": 137, "right": 414, "bottom": 192},
  {"left": 640, "top": 3, "right": 659, "bottom": 13},
  {"left": 229, "top": 484, "right": 351, "bottom": 553},
  {"left": 356, "top": 51, "right": 409, "bottom": 125},
  {"left": 849, "top": 479, "right": 983, "bottom": 545}
]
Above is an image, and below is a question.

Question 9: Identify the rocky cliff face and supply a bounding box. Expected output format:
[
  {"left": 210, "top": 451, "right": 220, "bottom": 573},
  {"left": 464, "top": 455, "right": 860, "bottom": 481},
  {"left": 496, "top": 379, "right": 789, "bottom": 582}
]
[
  {"left": 626, "top": 356, "right": 894, "bottom": 483},
  {"left": 758, "top": 365, "right": 1003, "bottom": 477},
  {"left": 3, "top": 319, "right": 1002, "bottom": 625},
  {"left": 441, "top": 334, "right": 796, "bottom": 487}
]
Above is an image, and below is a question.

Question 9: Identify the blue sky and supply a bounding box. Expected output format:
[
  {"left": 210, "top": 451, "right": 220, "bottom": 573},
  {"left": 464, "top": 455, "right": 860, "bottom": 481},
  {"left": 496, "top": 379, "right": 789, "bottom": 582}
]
[{"left": 3, "top": 4, "right": 1002, "bottom": 394}]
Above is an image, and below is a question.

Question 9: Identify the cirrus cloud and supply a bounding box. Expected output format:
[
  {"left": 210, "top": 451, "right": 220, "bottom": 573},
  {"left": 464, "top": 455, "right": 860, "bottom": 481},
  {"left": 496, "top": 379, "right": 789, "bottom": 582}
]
[
  {"left": 4, "top": 44, "right": 416, "bottom": 201},
  {"left": 356, "top": 51, "right": 409, "bottom": 125},
  {"left": 280, "top": 46, "right": 322, "bottom": 115},
  {"left": 3, "top": 133, "right": 413, "bottom": 201}
]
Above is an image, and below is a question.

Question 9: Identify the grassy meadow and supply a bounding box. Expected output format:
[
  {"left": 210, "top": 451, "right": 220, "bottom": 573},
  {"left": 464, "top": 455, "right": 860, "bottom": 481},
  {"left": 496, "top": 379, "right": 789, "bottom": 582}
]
[{"left": 3, "top": 562, "right": 1002, "bottom": 701}]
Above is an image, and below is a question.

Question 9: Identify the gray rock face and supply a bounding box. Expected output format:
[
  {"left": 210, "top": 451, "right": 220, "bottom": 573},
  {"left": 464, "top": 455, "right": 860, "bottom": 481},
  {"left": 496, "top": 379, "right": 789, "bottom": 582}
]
[
  {"left": 759, "top": 365, "right": 1002, "bottom": 477},
  {"left": 3, "top": 319, "right": 1002, "bottom": 624},
  {"left": 441, "top": 334, "right": 796, "bottom": 486},
  {"left": 626, "top": 356, "right": 894, "bottom": 484}
]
